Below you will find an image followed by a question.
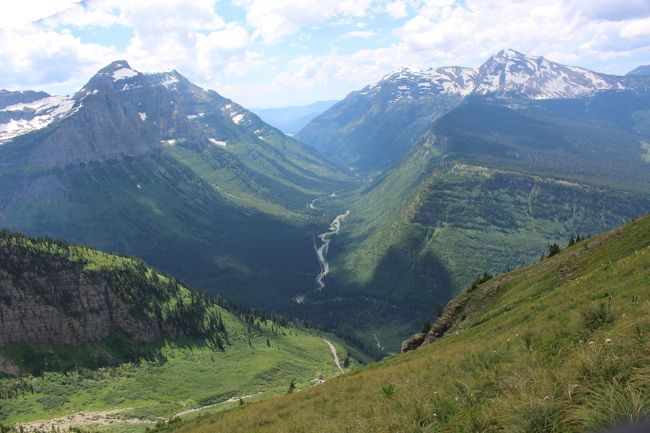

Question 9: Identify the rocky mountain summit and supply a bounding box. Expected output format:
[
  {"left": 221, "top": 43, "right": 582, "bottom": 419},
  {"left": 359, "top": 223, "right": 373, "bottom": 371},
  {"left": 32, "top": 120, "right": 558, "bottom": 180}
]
[{"left": 359, "top": 49, "right": 634, "bottom": 102}]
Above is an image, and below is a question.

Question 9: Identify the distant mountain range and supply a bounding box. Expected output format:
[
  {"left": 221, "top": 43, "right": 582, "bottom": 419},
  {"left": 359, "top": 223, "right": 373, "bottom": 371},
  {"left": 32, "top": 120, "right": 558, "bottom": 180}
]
[
  {"left": 298, "top": 49, "right": 650, "bottom": 173},
  {"left": 252, "top": 100, "right": 338, "bottom": 135},
  {"left": 628, "top": 65, "right": 650, "bottom": 76}
]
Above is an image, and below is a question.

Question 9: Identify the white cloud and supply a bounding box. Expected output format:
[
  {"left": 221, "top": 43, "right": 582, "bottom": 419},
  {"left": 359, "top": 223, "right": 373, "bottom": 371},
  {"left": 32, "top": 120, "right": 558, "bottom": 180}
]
[
  {"left": 0, "top": 0, "right": 80, "bottom": 29},
  {"left": 0, "top": 0, "right": 262, "bottom": 95},
  {"left": 387, "top": 0, "right": 650, "bottom": 74},
  {"left": 385, "top": 1, "right": 408, "bottom": 18},
  {"left": 243, "top": 0, "right": 375, "bottom": 44},
  {"left": 0, "top": 27, "right": 118, "bottom": 91},
  {"left": 2, "top": 0, "right": 650, "bottom": 107}
]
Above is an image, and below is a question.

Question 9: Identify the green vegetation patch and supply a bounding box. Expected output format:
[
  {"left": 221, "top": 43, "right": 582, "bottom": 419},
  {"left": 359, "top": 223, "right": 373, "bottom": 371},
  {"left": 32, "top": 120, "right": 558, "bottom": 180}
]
[{"left": 172, "top": 212, "right": 650, "bottom": 433}]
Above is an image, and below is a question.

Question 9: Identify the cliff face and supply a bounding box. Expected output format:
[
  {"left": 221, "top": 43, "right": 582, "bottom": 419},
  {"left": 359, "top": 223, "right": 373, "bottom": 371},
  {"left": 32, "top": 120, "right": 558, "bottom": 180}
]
[
  {"left": 0, "top": 231, "right": 226, "bottom": 350},
  {"left": 0, "top": 246, "right": 165, "bottom": 347}
]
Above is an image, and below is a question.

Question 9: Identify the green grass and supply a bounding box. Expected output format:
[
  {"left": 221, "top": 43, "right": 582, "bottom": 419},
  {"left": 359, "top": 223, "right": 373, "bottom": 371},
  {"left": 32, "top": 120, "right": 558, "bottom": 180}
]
[
  {"left": 169, "top": 212, "right": 650, "bottom": 433},
  {"left": 0, "top": 323, "right": 353, "bottom": 426},
  {"left": 0, "top": 232, "right": 360, "bottom": 429}
]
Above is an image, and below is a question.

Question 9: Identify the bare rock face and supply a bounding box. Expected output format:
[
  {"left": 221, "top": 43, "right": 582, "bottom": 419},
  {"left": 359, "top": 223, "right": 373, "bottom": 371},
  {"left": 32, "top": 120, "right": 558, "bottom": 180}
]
[
  {"left": 400, "top": 332, "right": 425, "bottom": 353},
  {"left": 0, "top": 245, "right": 164, "bottom": 348},
  {"left": 400, "top": 291, "right": 471, "bottom": 352}
]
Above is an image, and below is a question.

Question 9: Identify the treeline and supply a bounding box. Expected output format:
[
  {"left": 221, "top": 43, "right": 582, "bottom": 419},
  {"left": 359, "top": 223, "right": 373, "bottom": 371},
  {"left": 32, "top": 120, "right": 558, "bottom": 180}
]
[{"left": 545, "top": 233, "right": 589, "bottom": 259}]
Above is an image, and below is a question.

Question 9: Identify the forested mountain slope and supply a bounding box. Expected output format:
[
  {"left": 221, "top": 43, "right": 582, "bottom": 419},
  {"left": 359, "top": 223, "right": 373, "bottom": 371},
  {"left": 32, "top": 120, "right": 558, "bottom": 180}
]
[{"left": 299, "top": 90, "right": 650, "bottom": 353}]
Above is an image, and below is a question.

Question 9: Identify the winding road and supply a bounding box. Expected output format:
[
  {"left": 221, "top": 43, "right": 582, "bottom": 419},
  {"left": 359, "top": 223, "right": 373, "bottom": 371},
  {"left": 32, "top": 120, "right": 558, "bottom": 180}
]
[{"left": 324, "top": 339, "right": 344, "bottom": 373}]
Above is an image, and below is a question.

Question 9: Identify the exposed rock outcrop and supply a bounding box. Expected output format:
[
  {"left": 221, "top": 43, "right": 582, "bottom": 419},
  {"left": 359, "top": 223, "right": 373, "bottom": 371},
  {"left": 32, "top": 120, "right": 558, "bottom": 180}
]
[
  {"left": 0, "top": 232, "right": 225, "bottom": 350},
  {"left": 400, "top": 332, "right": 425, "bottom": 353},
  {"left": 0, "top": 248, "right": 163, "bottom": 347}
]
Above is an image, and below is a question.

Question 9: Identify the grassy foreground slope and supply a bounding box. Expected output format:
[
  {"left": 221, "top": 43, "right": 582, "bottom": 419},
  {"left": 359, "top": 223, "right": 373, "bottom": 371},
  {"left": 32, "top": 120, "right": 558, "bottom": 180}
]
[
  {"left": 173, "top": 212, "right": 650, "bottom": 433},
  {"left": 0, "top": 232, "right": 359, "bottom": 428}
]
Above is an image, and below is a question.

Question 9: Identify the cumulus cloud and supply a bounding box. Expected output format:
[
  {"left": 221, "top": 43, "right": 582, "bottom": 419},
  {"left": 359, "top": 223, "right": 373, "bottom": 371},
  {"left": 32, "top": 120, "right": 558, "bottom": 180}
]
[
  {"left": 2, "top": 0, "right": 650, "bottom": 106},
  {"left": 243, "top": 0, "right": 375, "bottom": 44},
  {"left": 0, "top": 0, "right": 261, "bottom": 95},
  {"left": 0, "top": 0, "right": 80, "bottom": 29},
  {"left": 390, "top": 0, "right": 650, "bottom": 73},
  {"left": 0, "top": 27, "right": 118, "bottom": 92}
]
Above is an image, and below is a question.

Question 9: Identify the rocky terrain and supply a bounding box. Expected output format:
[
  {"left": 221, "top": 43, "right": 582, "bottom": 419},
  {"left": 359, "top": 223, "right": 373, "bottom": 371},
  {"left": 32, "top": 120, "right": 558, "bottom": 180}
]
[{"left": 0, "top": 230, "right": 225, "bottom": 349}]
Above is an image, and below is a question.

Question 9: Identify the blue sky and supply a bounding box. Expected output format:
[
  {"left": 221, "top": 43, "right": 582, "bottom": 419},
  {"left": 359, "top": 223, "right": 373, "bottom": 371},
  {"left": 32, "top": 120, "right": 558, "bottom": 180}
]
[{"left": 1, "top": 0, "right": 650, "bottom": 107}]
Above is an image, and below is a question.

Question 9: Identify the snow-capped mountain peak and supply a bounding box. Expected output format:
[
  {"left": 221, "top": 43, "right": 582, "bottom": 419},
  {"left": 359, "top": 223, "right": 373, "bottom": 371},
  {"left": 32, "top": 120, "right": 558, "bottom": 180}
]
[
  {"left": 473, "top": 49, "right": 619, "bottom": 99},
  {"left": 0, "top": 93, "right": 80, "bottom": 143},
  {"left": 368, "top": 49, "right": 629, "bottom": 102},
  {"left": 0, "top": 62, "right": 208, "bottom": 144},
  {"left": 361, "top": 65, "right": 475, "bottom": 101}
]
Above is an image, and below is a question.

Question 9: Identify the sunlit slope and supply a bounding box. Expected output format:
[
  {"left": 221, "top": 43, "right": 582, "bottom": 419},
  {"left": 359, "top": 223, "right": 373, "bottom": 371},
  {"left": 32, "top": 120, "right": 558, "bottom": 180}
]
[{"left": 176, "top": 212, "right": 650, "bottom": 432}]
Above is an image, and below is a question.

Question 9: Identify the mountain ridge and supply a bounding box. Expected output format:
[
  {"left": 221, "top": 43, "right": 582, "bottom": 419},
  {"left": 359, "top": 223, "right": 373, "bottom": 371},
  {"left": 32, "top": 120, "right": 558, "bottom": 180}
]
[
  {"left": 359, "top": 49, "right": 635, "bottom": 101},
  {"left": 297, "top": 49, "right": 650, "bottom": 173}
]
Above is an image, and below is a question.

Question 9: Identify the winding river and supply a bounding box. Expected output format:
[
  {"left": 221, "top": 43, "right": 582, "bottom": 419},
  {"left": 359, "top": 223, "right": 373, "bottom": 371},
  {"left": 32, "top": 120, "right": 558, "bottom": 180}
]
[
  {"left": 314, "top": 210, "right": 349, "bottom": 291},
  {"left": 293, "top": 206, "right": 349, "bottom": 304}
]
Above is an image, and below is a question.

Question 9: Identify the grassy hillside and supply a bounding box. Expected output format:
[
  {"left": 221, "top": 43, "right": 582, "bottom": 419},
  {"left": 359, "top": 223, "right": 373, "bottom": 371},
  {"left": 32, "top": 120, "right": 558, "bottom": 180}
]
[
  {"left": 0, "top": 232, "right": 361, "bottom": 429},
  {"left": 169, "top": 212, "right": 650, "bottom": 433}
]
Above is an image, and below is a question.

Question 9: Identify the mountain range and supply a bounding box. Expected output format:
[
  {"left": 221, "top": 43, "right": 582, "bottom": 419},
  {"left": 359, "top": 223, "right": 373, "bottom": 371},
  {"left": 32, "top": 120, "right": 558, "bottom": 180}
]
[
  {"left": 1, "top": 50, "right": 650, "bottom": 357},
  {"left": 1, "top": 48, "right": 650, "bottom": 431},
  {"left": 298, "top": 49, "right": 650, "bottom": 173}
]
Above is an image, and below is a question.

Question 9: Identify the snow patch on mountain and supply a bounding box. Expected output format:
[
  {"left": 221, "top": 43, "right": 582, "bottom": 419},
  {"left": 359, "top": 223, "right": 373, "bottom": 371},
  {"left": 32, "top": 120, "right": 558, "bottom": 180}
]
[
  {"left": 209, "top": 138, "right": 227, "bottom": 147},
  {"left": 231, "top": 113, "right": 245, "bottom": 125},
  {"left": 112, "top": 68, "right": 138, "bottom": 81},
  {"left": 366, "top": 49, "right": 628, "bottom": 102},
  {"left": 0, "top": 95, "right": 78, "bottom": 143},
  {"left": 160, "top": 74, "right": 179, "bottom": 89}
]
